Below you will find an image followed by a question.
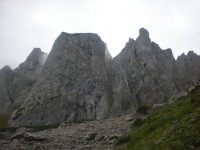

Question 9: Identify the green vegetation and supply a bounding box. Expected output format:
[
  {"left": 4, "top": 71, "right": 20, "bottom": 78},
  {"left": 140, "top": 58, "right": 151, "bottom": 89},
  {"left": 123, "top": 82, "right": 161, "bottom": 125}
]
[
  {"left": 136, "top": 105, "right": 150, "bottom": 115},
  {"left": 116, "top": 85, "right": 200, "bottom": 150},
  {"left": 131, "top": 117, "right": 145, "bottom": 127}
]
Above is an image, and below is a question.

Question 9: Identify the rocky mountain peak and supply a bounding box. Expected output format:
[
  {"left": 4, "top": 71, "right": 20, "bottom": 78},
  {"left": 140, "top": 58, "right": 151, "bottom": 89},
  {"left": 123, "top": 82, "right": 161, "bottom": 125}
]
[
  {"left": 1, "top": 28, "right": 199, "bottom": 128},
  {"left": 0, "top": 48, "right": 48, "bottom": 115},
  {"left": 135, "top": 28, "right": 152, "bottom": 55},
  {"left": 26, "top": 48, "right": 42, "bottom": 62},
  {"left": 187, "top": 51, "right": 198, "bottom": 59},
  {"left": 1, "top": 65, "right": 12, "bottom": 72},
  {"left": 139, "top": 27, "right": 149, "bottom": 38},
  {"left": 18, "top": 48, "right": 48, "bottom": 71},
  {"left": 9, "top": 32, "right": 111, "bottom": 127},
  {"left": 164, "top": 48, "right": 175, "bottom": 60}
]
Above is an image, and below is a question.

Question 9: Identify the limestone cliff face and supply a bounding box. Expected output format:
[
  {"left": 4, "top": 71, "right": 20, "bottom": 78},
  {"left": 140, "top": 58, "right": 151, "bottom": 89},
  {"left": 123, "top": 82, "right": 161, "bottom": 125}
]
[
  {"left": 8, "top": 28, "right": 200, "bottom": 127},
  {"left": 109, "top": 28, "right": 178, "bottom": 116},
  {"left": 0, "top": 66, "right": 14, "bottom": 114},
  {"left": 176, "top": 51, "right": 200, "bottom": 91},
  {"left": 9, "top": 33, "right": 110, "bottom": 126},
  {"left": 0, "top": 48, "right": 47, "bottom": 114}
]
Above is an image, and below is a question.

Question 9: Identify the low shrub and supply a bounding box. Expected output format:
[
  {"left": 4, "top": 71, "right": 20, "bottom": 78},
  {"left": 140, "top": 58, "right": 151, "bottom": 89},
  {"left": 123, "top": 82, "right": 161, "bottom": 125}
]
[
  {"left": 131, "top": 117, "right": 145, "bottom": 127},
  {"left": 116, "top": 134, "right": 131, "bottom": 146},
  {"left": 191, "top": 87, "right": 200, "bottom": 104},
  {"left": 136, "top": 105, "right": 150, "bottom": 115}
]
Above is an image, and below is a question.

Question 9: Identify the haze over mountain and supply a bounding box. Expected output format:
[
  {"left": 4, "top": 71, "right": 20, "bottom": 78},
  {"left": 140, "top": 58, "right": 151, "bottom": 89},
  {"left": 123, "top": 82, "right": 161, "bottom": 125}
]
[{"left": 0, "top": 0, "right": 200, "bottom": 69}]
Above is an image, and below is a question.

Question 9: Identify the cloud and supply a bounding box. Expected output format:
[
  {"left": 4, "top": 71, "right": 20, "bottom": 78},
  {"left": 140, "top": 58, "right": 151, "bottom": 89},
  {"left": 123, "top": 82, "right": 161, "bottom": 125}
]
[{"left": 0, "top": 0, "right": 200, "bottom": 68}]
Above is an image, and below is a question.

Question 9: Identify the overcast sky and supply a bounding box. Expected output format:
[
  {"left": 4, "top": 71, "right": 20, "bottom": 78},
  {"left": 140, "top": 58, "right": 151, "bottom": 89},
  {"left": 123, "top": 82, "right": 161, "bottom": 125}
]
[{"left": 0, "top": 0, "right": 200, "bottom": 69}]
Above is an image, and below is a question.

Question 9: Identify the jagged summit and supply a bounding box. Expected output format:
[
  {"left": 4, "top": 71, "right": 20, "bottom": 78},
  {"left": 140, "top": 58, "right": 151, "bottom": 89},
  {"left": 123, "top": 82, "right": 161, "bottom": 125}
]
[
  {"left": 178, "top": 51, "right": 197, "bottom": 58},
  {"left": 18, "top": 48, "right": 48, "bottom": 71},
  {"left": 139, "top": 27, "right": 149, "bottom": 38},
  {"left": 0, "top": 48, "right": 48, "bottom": 114},
  {"left": 1, "top": 65, "right": 12, "bottom": 71},
  {"left": 9, "top": 32, "right": 110, "bottom": 126},
  {"left": 26, "top": 48, "right": 43, "bottom": 62},
  {"left": 0, "top": 28, "right": 198, "bottom": 127}
]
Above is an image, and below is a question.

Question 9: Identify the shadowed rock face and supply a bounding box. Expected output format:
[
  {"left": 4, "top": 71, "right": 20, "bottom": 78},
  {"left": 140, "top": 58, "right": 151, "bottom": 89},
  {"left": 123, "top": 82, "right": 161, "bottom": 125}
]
[
  {"left": 0, "top": 48, "right": 48, "bottom": 114},
  {"left": 7, "top": 28, "right": 200, "bottom": 127}
]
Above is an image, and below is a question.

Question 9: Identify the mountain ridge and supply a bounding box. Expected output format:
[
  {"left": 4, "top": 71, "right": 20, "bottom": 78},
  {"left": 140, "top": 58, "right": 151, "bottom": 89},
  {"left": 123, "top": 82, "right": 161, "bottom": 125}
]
[{"left": 0, "top": 28, "right": 199, "bottom": 127}]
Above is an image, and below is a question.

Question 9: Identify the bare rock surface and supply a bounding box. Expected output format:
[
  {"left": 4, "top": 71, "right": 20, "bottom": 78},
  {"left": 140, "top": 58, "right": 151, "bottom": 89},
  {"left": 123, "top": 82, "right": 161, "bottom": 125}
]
[
  {"left": 0, "top": 48, "right": 48, "bottom": 114},
  {"left": 176, "top": 51, "right": 200, "bottom": 90},
  {"left": 5, "top": 28, "right": 200, "bottom": 127},
  {"left": 1, "top": 116, "right": 131, "bottom": 150},
  {"left": 9, "top": 33, "right": 111, "bottom": 127},
  {"left": 109, "top": 28, "right": 200, "bottom": 115},
  {"left": 0, "top": 65, "right": 14, "bottom": 114}
]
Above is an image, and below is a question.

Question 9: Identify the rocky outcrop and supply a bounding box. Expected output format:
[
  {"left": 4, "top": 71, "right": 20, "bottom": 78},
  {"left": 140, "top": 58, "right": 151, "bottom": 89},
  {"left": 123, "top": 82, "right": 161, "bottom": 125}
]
[
  {"left": 0, "top": 48, "right": 47, "bottom": 114},
  {"left": 109, "top": 28, "right": 178, "bottom": 116},
  {"left": 7, "top": 28, "right": 200, "bottom": 127},
  {"left": 0, "top": 66, "right": 14, "bottom": 114},
  {"left": 176, "top": 51, "right": 200, "bottom": 91},
  {"left": 9, "top": 33, "right": 111, "bottom": 126}
]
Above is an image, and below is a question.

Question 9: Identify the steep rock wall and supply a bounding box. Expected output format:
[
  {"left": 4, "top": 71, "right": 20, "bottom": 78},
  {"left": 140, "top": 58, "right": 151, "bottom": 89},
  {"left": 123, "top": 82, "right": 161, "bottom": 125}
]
[{"left": 10, "top": 33, "right": 110, "bottom": 126}]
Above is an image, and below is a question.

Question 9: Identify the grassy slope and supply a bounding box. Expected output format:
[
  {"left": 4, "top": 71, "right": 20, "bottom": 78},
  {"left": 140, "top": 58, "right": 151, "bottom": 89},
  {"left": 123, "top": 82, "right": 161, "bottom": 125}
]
[{"left": 116, "top": 85, "right": 200, "bottom": 150}]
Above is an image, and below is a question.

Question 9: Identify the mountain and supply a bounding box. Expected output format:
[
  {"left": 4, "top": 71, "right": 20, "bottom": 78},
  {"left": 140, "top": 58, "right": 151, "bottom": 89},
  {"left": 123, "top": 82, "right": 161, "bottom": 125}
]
[
  {"left": 176, "top": 51, "right": 200, "bottom": 91},
  {"left": 9, "top": 33, "right": 112, "bottom": 126},
  {"left": 109, "top": 28, "right": 178, "bottom": 116},
  {"left": 0, "top": 48, "right": 48, "bottom": 114},
  {"left": 0, "top": 65, "right": 14, "bottom": 114},
  {"left": 1, "top": 28, "right": 199, "bottom": 127}
]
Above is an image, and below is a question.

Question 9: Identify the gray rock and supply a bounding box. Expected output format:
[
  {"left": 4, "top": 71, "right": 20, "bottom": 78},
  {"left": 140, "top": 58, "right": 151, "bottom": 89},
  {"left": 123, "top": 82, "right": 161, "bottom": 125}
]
[
  {"left": 125, "top": 115, "right": 134, "bottom": 122},
  {"left": 9, "top": 33, "right": 110, "bottom": 127},
  {"left": 109, "top": 28, "right": 194, "bottom": 116},
  {"left": 11, "top": 127, "right": 30, "bottom": 140},
  {"left": 0, "top": 48, "right": 48, "bottom": 115},
  {"left": 0, "top": 65, "right": 14, "bottom": 114},
  {"left": 151, "top": 103, "right": 166, "bottom": 111},
  {"left": 23, "top": 133, "right": 47, "bottom": 142},
  {"left": 5, "top": 28, "right": 200, "bottom": 127},
  {"left": 176, "top": 51, "right": 200, "bottom": 91},
  {"left": 109, "top": 134, "right": 121, "bottom": 140},
  {"left": 85, "top": 132, "right": 97, "bottom": 141}
]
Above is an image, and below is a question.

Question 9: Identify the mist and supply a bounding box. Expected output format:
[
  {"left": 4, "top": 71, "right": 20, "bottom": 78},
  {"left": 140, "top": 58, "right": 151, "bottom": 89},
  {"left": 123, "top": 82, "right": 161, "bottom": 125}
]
[{"left": 0, "top": 0, "right": 200, "bottom": 69}]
